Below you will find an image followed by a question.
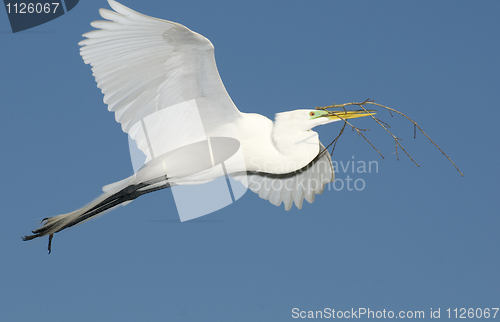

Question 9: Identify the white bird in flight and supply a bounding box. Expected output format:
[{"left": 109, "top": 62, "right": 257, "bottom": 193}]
[{"left": 23, "top": 0, "right": 374, "bottom": 252}]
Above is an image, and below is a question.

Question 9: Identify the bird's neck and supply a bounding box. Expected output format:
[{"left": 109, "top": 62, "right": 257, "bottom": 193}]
[
  {"left": 271, "top": 113, "right": 316, "bottom": 154},
  {"left": 270, "top": 121, "right": 320, "bottom": 171},
  {"left": 272, "top": 129, "right": 311, "bottom": 155},
  {"left": 235, "top": 113, "right": 320, "bottom": 174}
]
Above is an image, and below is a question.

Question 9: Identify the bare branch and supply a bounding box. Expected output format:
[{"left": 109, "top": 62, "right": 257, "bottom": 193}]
[
  {"left": 366, "top": 101, "right": 463, "bottom": 176},
  {"left": 356, "top": 103, "right": 419, "bottom": 167},
  {"left": 375, "top": 117, "right": 391, "bottom": 129},
  {"left": 319, "top": 122, "right": 346, "bottom": 156},
  {"left": 316, "top": 99, "right": 464, "bottom": 176},
  {"left": 324, "top": 110, "right": 385, "bottom": 159}
]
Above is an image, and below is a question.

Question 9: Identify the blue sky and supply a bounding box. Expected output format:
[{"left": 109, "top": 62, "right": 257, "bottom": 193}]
[{"left": 1, "top": 1, "right": 499, "bottom": 321}]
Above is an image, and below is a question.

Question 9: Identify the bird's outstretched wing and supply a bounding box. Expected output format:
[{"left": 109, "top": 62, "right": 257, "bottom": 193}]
[
  {"left": 233, "top": 144, "right": 335, "bottom": 210},
  {"left": 79, "top": 0, "right": 241, "bottom": 137}
]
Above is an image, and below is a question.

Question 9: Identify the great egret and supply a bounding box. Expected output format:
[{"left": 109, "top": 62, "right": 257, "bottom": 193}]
[{"left": 23, "top": 0, "right": 374, "bottom": 252}]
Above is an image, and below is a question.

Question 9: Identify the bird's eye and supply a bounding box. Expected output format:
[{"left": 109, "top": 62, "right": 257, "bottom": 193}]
[{"left": 309, "top": 112, "right": 315, "bottom": 117}]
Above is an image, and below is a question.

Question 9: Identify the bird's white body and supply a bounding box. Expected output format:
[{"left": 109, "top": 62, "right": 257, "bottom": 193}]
[{"left": 23, "top": 1, "right": 374, "bottom": 251}]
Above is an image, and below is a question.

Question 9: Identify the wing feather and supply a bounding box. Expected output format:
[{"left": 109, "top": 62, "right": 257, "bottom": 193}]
[
  {"left": 237, "top": 144, "right": 334, "bottom": 210},
  {"left": 80, "top": 0, "right": 240, "bottom": 136}
]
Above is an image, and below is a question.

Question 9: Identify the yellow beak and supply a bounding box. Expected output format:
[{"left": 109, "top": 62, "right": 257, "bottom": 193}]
[{"left": 325, "top": 110, "right": 376, "bottom": 120}]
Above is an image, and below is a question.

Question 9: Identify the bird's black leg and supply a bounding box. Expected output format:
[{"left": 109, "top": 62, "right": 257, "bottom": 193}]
[
  {"left": 48, "top": 234, "right": 53, "bottom": 254},
  {"left": 23, "top": 175, "right": 173, "bottom": 252}
]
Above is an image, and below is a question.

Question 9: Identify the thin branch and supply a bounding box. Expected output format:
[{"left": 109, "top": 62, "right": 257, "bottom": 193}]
[
  {"left": 319, "top": 121, "right": 346, "bottom": 156},
  {"left": 376, "top": 118, "right": 391, "bottom": 129},
  {"left": 316, "top": 99, "right": 464, "bottom": 176},
  {"left": 324, "top": 110, "right": 385, "bottom": 159},
  {"left": 356, "top": 103, "right": 419, "bottom": 166},
  {"left": 366, "top": 101, "right": 463, "bottom": 176}
]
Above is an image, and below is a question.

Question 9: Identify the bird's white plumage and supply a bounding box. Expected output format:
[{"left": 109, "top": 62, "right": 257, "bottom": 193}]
[
  {"left": 23, "top": 1, "right": 375, "bottom": 249},
  {"left": 79, "top": 0, "right": 241, "bottom": 135},
  {"left": 78, "top": 0, "right": 336, "bottom": 211},
  {"left": 79, "top": 0, "right": 333, "bottom": 210}
]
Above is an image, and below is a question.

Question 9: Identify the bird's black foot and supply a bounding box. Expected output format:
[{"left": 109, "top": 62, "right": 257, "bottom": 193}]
[{"left": 48, "top": 234, "right": 54, "bottom": 254}]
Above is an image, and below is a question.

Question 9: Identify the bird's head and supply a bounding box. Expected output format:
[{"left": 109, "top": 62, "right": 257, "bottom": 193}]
[{"left": 275, "top": 109, "right": 376, "bottom": 132}]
